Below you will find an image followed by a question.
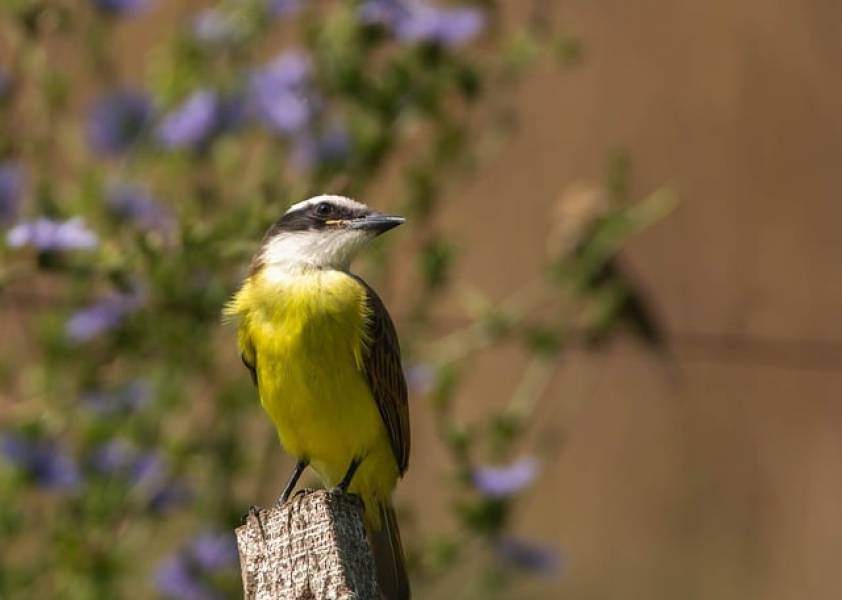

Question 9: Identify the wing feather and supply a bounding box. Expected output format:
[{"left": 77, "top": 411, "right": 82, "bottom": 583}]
[{"left": 352, "top": 276, "right": 410, "bottom": 475}]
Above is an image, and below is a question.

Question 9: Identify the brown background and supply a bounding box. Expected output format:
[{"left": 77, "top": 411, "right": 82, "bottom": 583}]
[{"left": 404, "top": 1, "right": 842, "bottom": 598}]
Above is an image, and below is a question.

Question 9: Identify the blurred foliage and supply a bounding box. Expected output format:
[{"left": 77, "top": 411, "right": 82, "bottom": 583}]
[{"left": 0, "top": 1, "right": 673, "bottom": 599}]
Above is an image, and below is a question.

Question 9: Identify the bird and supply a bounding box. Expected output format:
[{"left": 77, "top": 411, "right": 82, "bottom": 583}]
[{"left": 224, "top": 195, "right": 410, "bottom": 599}]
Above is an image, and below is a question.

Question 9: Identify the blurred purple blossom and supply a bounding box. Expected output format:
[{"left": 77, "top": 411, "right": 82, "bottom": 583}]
[
  {"left": 158, "top": 90, "right": 243, "bottom": 149},
  {"left": 156, "top": 555, "right": 220, "bottom": 600},
  {"left": 0, "top": 161, "right": 24, "bottom": 224},
  {"left": 495, "top": 536, "right": 562, "bottom": 574},
  {"left": 148, "top": 482, "right": 192, "bottom": 514},
  {"left": 133, "top": 452, "right": 191, "bottom": 513},
  {"left": 132, "top": 451, "right": 165, "bottom": 485},
  {"left": 66, "top": 288, "right": 145, "bottom": 343},
  {"left": 87, "top": 90, "right": 153, "bottom": 156},
  {"left": 90, "top": 439, "right": 138, "bottom": 475},
  {"left": 0, "top": 434, "right": 81, "bottom": 491},
  {"left": 191, "top": 9, "right": 240, "bottom": 46},
  {"left": 6, "top": 217, "right": 98, "bottom": 251},
  {"left": 155, "top": 532, "right": 237, "bottom": 600},
  {"left": 191, "top": 532, "right": 238, "bottom": 571},
  {"left": 91, "top": 0, "right": 148, "bottom": 16},
  {"left": 84, "top": 379, "right": 152, "bottom": 415},
  {"left": 291, "top": 127, "right": 351, "bottom": 170},
  {"left": 90, "top": 442, "right": 190, "bottom": 512},
  {"left": 0, "top": 69, "right": 14, "bottom": 101},
  {"left": 268, "top": 0, "right": 303, "bottom": 18},
  {"left": 248, "top": 51, "right": 315, "bottom": 135},
  {"left": 158, "top": 555, "right": 227, "bottom": 600},
  {"left": 157, "top": 90, "right": 218, "bottom": 149},
  {"left": 406, "top": 362, "right": 436, "bottom": 395},
  {"left": 107, "top": 183, "right": 173, "bottom": 232},
  {"left": 94, "top": 442, "right": 156, "bottom": 483},
  {"left": 360, "top": 0, "right": 485, "bottom": 48},
  {"left": 473, "top": 457, "right": 538, "bottom": 498}
]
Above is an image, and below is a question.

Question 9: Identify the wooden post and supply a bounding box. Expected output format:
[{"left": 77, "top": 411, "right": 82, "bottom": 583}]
[{"left": 235, "top": 489, "right": 381, "bottom": 600}]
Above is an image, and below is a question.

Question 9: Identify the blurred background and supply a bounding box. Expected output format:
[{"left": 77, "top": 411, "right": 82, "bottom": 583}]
[{"left": 2, "top": 1, "right": 841, "bottom": 599}]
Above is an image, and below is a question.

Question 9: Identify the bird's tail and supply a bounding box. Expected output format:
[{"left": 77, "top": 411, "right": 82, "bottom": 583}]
[{"left": 367, "top": 501, "right": 410, "bottom": 600}]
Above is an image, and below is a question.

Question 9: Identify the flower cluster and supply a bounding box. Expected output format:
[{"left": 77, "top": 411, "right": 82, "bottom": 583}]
[
  {"left": 87, "top": 90, "right": 153, "bottom": 157},
  {"left": 156, "top": 532, "right": 238, "bottom": 600},
  {"left": 157, "top": 90, "right": 242, "bottom": 150},
  {"left": 6, "top": 218, "right": 98, "bottom": 252},
  {"left": 83, "top": 380, "right": 152, "bottom": 415},
  {"left": 107, "top": 183, "right": 173, "bottom": 232},
  {"left": 0, "top": 0, "right": 658, "bottom": 597},
  {"left": 91, "top": 0, "right": 148, "bottom": 16},
  {"left": 360, "top": 0, "right": 486, "bottom": 47},
  {"left": 0, "top": 434, "right": 81, "bottom": 491},
  {"left": 473, "top": 457, "right": 539, "bottom": 499},
  {"left": 66, "top": 288, "right": 145, "bottom": 343},
  {"left": 90, "top": 440, "right": 190, "bottom": 513},
  {"left": 0, "top": 161, "right": 24, "bottom": 224}
]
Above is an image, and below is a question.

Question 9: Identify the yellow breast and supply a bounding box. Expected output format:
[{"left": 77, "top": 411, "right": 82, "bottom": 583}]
[{"left": 225, "top": 268, "right": 398, "bottom": 508}]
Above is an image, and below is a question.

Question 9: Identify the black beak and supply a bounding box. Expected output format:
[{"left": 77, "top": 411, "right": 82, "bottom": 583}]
[{"left": 348, "top": 213, "right": 406, "bottom": 235}]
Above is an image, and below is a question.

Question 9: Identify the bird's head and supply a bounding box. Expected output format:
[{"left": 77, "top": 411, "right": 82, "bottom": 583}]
[{"left": 254, "top": 195, "right": 405, "bottom": 273}]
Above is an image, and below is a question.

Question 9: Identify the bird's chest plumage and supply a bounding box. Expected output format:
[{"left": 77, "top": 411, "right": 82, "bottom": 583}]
[{"left": 237, "top": 269, "right": 384, "bottom": 473}]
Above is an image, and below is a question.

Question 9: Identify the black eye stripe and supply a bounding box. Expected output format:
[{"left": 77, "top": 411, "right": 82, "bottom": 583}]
[{"left": 267, "top": 201, "right": 369, "bottom": 235}]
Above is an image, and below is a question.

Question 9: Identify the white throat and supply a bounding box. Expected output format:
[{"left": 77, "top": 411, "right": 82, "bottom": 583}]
[{"left": 260, "top": 228, "right": 372, "bottom": 277}]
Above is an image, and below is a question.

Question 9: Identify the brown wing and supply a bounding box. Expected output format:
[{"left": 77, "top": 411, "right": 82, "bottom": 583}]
[{"left": 351, "top": 275, "right": 410, "bottom": 475}]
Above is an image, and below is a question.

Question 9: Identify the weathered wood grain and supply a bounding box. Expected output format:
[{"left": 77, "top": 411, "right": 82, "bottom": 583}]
[{"left": 236, "top": 489, "right": 381, "bottom": 600}]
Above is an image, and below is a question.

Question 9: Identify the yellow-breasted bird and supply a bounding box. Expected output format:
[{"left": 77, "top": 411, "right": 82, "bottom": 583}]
[{"left": 224, "top": 195, "right": 410, "bottom": 599}]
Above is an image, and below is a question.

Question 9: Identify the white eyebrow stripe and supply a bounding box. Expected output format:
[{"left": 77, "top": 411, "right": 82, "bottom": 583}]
[{"left": 285, "top": 195, "right": 367, "bottom": 215}]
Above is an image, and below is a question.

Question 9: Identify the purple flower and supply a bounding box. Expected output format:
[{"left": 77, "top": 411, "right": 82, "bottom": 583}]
[
  {"left": 191, "top": 9, "right": 241, "bottom": 46},
  {"left": 7, "top": 217, "right": 98, "bottom": 251},
  {"left": 148, "top": 482, "right": 192, "bottom": 513},
  {"left": 495, "top": 536, "right": 562, "bottom": 574},
  {"left": 268, "top": 0, "right": 302, "bottom": 18},
  {"left": 92, "top": 441, "right": 154, "bottom": 482},
  {"left": 291, "top": 127, "right": 351, "bottom": 170},
  {"left": 84, "top": 379, "right": 152, "bottom": 415},
  {"left": 89, "top": 442, "right": 190, "bottom": 512},
  {"left": 157, "top": 90, "right": 243, "bottom": 149},
  {"left": 473, "top": 457, "right": 538, "bottom": 498},
  {"left": 0, "top": 434, "right": 81, "bottom": 491},
  {"left": 248, "top": 51, "right": 315, "bottom": 135},
  {"left": 0, "top": 161, "right": 24, "bottom": 224},
  {"left": 157, "top": 90, "right": 219, "bottom": 149},
  {"left": 132, "top": 451, "right": 165, "bottom": 484},
  {"left": 90, "top": 439, "right": 137, "bottom": 475},
  {"left": 0, "top": 69, "right": 14, "bottom": 102},
  {"left": 91, "top": 0, "right": 148, "bottom": 16},
  {"left": 156, "top": 555, "right": 220, "bottom": 600},
  {"left": 87, "top": 90, "right": 153, "bottom": 156},
  {"left": 406, "top": 362, "right": 435, "bottom": 395},
  {"left": 360, "top": 0, "right": 485, "bottom": 48},
  {"left": 66, "top": 288, "right": 144, "bottom": 343},
  {"left": 191, "top": 532, "right": 238, "bottom": 571},
  {"left": 132, "top": 452, "right": 191, "bottom": 513},
  {"left": 107, "top": 183, "right": 173, "bottom": 231},
  {"left": 155, "top": 532, "right": 237, "bottom": 600}
]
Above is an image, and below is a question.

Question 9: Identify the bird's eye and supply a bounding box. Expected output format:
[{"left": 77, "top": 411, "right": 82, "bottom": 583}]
[{"left": 315, "top": 203, "right": 332, "bottom": 217}]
